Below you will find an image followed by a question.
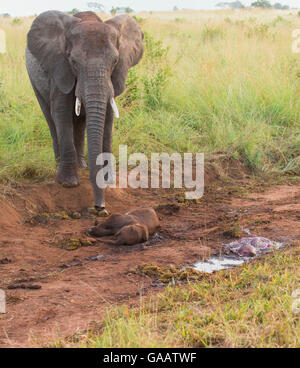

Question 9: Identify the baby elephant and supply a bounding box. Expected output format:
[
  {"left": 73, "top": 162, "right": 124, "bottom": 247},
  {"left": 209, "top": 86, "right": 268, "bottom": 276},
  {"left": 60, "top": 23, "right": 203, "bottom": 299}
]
[
  {"left": 114, "top": 223, "right": 149, "bottom": 246},
  {"left": 89, "top": 208, "right": 160, "bottom": 246}
]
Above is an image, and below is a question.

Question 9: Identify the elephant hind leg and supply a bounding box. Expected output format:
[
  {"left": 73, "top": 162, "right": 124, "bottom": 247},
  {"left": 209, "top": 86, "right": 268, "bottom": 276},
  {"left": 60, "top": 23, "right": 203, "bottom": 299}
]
[
  {"left": 32, "top": 85, "right": 60, "bottom": 163},
  {"left": 73, "top": 115, "right": 88, "bottom": 169}
]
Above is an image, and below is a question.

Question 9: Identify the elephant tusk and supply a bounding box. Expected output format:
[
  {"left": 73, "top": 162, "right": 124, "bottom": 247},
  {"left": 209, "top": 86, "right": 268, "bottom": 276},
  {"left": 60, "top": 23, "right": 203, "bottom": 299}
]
[
  {"left": 110, "top": 98, "right": 119, "bottom": 119},
  {"left": 75, "top": 97, "right": 81, "bottom": 117}
]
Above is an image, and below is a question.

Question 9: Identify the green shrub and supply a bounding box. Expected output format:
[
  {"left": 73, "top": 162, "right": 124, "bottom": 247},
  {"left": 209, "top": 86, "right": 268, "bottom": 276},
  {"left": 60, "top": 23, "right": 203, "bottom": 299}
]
[
  {"left": 11, "top": 18, "right": 22, "bottom": 25},
  {"left": 119, "top": 31, "right": 171, "bottom": 109},
  {"left": 143, "top": 66, "right": 171, "bottom": 108},
  {"left": 132, "top": 16, "right": 146, "bottom": 24},
  {"left": 119, "top": 68, "right": 140, "bottom": 107},
  {"left": 144, "top": 31, "right": 169, "bottom": 60}
]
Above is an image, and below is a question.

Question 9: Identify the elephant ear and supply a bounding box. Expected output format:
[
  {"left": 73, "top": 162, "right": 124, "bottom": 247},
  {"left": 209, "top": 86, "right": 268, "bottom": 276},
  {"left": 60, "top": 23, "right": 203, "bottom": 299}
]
[
  {"left": 27, "top": 11, "right": 79, "bottom": 94},
  {"left": 106, "top": 15, "right": 144, "bottom": 97}
]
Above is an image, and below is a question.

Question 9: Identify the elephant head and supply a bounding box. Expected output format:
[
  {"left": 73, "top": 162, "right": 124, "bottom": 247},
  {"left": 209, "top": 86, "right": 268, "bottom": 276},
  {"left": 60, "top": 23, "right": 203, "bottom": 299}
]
[{"left": 27, "top": 11, "right": 144, "bottom": 209}]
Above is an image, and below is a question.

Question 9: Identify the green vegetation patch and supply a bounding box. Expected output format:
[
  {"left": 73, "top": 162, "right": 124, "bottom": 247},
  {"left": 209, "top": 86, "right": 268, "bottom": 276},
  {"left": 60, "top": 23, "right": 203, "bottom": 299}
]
[
  {"left": 134, "top": 263, "right": 203, "bottom": 283},
  {"left": 55, "top": 238, "right": 96, "bottom": 251}
]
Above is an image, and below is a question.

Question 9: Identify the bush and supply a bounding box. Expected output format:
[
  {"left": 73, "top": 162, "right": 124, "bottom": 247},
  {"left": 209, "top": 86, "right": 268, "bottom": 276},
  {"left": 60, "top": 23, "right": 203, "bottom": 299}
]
[
  {"left": 120, "top": 68, "right": 139, "bottom": 107},
  {"left": 144, "top": 31, "right": 169, "bottom": 60},
  {"left": 142, "top": 66, "right": 171, "bottom": 108},
  {"left": 132, "top": 16, "right": 146, "bottom": 24},
  {"left": 11, "top": 18, "right": 22, "bottom": 25},
  {"left": 119, "top": 31, "right": 171, "bottom": 109}
]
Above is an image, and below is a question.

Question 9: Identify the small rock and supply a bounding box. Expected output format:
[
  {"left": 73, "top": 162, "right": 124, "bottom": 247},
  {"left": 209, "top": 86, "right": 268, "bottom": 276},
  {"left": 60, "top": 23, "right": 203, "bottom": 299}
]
[{"left": 71, "top": 212, "right": 81, "bottom": 220}]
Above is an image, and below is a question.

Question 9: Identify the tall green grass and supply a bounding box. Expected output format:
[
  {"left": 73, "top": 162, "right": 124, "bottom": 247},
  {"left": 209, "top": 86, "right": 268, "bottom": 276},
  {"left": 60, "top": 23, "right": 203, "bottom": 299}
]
[{"left": 1, "top": 9, "right": 300, "bottom": 183}]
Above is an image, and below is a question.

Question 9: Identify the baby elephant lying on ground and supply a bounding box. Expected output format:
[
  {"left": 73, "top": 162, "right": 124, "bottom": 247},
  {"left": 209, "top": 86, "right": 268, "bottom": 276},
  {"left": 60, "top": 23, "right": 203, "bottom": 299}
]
[{"left": 89, "top": 208, "right": 160, "bottom": 246}]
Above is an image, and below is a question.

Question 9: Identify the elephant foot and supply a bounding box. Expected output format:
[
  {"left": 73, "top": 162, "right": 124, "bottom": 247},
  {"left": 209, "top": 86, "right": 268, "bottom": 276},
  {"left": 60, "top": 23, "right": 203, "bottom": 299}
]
[
  {"left": 97, "top": 209, "right": 109, "bottom": 217},
  {"left": 78, "top": 157, "right": 88, "bottom": 169},
  {"left": 57, "top": 168, "right": 80, "bottom": 188}
]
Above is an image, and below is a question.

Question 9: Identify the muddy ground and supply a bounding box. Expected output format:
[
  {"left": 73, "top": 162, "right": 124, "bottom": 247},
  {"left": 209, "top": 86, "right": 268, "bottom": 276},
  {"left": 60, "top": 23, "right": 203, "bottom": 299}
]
[{"left": 0, "top": 166, "right": 299, "bottom": 347}]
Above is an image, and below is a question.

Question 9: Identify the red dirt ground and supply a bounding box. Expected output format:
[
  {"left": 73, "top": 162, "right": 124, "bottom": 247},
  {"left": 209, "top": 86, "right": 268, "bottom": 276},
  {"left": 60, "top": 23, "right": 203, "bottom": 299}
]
[{"left": 0, "top": 169, "right": 299, "bottom": 347}]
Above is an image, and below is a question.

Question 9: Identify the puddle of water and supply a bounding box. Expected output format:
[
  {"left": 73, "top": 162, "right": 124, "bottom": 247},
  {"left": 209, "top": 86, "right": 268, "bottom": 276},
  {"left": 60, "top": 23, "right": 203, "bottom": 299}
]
[
  {"left": 193, "top": 256, "right": 245, "bottom": 273},
  {"left": 193, "top": 236, "right": 286, "bottom": 274}
]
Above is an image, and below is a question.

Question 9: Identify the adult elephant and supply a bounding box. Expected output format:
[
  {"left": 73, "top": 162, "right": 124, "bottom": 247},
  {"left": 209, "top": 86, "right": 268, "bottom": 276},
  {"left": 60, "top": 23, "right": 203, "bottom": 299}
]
[{"left": 26, "top": 11, "right": 144, "bottom": 212}]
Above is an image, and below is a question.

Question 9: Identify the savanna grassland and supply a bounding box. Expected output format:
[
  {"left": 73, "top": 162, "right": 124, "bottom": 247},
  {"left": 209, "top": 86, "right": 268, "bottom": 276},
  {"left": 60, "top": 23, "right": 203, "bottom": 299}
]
[
  {"left": 1, "top": 9, "right": 300, "bottom": 181},
  {"left": 0, "top": 9, "right": 299, "bottom": 348}
]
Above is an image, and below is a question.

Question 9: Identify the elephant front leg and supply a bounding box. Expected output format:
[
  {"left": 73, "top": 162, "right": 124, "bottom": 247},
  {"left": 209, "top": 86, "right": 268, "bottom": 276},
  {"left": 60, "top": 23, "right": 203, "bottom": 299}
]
[
  {"left": 52, "top": 92, "right": 79, "bottom": 188},
  {"left": 103, "top": 103, "right": 115, "bottom": 185},
  {"left": 73, "top": 115, "right": 88, "bottom": 169}
]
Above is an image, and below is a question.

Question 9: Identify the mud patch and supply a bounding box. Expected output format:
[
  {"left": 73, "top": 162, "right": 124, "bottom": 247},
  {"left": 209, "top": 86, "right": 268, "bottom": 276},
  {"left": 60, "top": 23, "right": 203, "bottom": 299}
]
[
  {"left": 6, "top": 295, "right": 26, "bottom": 305},
  {"left": 0, "top": 176, "right": 299, "bottom": 347}
]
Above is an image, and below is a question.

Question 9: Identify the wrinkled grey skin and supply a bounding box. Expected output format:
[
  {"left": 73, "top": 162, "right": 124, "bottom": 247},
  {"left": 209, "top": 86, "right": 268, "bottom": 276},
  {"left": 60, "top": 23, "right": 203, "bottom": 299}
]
[{"left": 26, "top": 11, "right": 144, "bottom": 210}]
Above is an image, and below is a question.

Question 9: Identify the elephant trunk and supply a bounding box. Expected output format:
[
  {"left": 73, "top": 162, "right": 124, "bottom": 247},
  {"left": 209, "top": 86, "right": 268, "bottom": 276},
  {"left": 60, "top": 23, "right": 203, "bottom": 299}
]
[{"left": 85, "top": 72, "right": 109, "bottom": 209}]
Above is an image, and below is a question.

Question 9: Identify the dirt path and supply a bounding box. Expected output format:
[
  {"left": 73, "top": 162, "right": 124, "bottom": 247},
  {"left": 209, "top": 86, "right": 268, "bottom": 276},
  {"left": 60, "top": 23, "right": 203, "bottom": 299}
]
[{"left": 0, "top": 172, "right": 299, "bottom": 347}]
